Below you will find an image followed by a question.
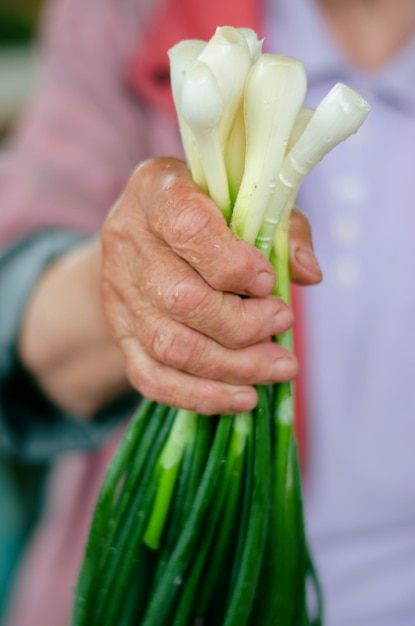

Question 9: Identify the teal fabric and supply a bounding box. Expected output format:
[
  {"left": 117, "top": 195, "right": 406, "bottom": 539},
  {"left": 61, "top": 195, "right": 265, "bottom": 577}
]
[
  {"left": 0, "top": 454, "right": 48, "bottom": 622},
  {"left": 0, "top": 456, "right": 24, "bottom": 620}
]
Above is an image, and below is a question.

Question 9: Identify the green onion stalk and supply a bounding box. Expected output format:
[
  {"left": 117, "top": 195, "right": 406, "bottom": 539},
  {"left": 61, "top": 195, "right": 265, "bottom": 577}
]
[{"left": 71, "top": 26, "right": 370, "bottom": 626}]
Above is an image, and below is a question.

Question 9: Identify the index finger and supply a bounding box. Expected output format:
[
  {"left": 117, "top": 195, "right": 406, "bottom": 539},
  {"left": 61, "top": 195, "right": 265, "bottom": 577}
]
[
  {"left": 136, "top": 157, "right": 276, "bottom": 297},
  {"left": 289, "top": 208, "right": 323, "bottom": 285}
]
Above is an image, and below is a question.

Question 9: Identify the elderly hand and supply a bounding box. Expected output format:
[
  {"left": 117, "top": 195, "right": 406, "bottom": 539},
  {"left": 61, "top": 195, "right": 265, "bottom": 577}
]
[{"left": 101, "top": 157, "right": 322, "bottom": 415}]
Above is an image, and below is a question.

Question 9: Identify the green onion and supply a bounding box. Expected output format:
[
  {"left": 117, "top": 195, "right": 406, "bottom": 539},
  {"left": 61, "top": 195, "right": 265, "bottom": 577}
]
[
  {"left": 197, "top": 26, "right": 253, "bottom": 153},
  {"left": 180, "top": 59, "right": 232, "bottom": 220},
  {"left": 256, "top": 82, "right": 371, "bottom": 258},
  {"left": 143, "top": 409, "right": 197, "bottom": 550},
  {"left": 71, "top": 25, "right": 370, "bottom": 626},
  {"left": 230, "top": 53, "right": 307, "bottom": 243},
  {"left": 168, "top": 39, "right": 207, "bottom": 191}
]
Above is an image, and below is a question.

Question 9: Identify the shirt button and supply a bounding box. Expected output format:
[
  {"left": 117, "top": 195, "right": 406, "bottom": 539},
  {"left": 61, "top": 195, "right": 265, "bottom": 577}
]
[
  {"left": 330, "top": 214, "right": 361, "bottom": 246},
  {"left": 330, "top": 175, "right": 368, "bottom": 206},
  {"left": 330, "top": 257, "right": 362, "bottom": 289}
]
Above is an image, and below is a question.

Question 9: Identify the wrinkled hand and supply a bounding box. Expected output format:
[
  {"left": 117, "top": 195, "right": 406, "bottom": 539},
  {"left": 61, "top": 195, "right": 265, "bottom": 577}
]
[{"left": 101, "top": 157, "right": 322, "bottom": 415}]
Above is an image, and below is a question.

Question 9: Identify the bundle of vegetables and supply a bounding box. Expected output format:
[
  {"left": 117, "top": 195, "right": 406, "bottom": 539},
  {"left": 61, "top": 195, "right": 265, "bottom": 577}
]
[{"left": 71, "top": 26, "right": 369, "bottom": 626}]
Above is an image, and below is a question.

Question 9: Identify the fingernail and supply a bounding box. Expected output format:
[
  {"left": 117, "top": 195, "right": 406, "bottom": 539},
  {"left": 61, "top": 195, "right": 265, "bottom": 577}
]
[
  {"left": 246, "top": 271, "right": 275, "bottom": 296},
  {"left": 233, "top": 390, "right": 257, "bottom": 411},
  {"left": 271, "top": 356, "right": 298, "bottom": 380},
  {"left": 272, "top": 309, "right": 294, "bottom": 335},
  {"left": 295, "top": 247, "right": 322, "bottom": 278}
]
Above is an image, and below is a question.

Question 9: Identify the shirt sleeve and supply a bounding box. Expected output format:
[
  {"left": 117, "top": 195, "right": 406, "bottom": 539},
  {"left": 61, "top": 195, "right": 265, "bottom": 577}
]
[{"left": 0, "top": 231, "right": 139, "bottom": 461}]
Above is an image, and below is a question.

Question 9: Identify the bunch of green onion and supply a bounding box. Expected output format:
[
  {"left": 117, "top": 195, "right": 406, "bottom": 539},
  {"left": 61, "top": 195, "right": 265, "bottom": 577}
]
[{"left": 71, "top": 26, "right": 370, "bottom": 626}]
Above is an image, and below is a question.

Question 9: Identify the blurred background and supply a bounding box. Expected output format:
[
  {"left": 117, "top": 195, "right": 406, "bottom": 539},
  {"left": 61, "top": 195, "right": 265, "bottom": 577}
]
[
  {"left": 0, "top": 2, "right": 46, "bottom": 621},
  {"left": 0, "top": 0, "right": 45, "bottom": 139}
]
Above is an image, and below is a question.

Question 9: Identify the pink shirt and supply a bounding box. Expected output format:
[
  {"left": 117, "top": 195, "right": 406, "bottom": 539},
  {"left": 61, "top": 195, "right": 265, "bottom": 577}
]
[{"left": 1, "top": 0, "right": 181, "bottom": 624}]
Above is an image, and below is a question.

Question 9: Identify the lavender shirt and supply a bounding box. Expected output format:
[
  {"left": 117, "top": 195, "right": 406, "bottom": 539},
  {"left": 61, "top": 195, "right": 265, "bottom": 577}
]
[
  {"left": 267, "top": 0, "right": 415, "bottom": 624},
  {"left": 2, "top": 0, "right": 415, "bottom": 625}
]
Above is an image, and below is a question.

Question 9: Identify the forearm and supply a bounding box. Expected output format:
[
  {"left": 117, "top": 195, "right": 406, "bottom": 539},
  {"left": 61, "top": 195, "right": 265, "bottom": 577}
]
[
  {"left": 19, "top": 238, "right": 131, "bottom": 417},
  {"left": 0, "top": 231, "right": 135, "bottom": 460}
]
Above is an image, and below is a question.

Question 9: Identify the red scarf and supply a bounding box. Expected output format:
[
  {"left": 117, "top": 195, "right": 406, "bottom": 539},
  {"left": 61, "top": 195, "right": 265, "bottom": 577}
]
[
  {"left": 127, "top": 0, "right": 262, "bottom": 118},
  {"left": 127, "top": 0, "right": 308, "bottom": 471}
]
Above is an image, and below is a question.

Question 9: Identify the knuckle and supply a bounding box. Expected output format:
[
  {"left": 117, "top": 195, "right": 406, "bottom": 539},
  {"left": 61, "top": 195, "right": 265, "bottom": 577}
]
[
  {"left": 149, "top": 322, "right": 181, "bottom": 367},
  {"left": 150, "top": 321, "right": 206, "bottom": 373},
  {"left": 163, "top": 274, "right": 205, "bottom": 319},
  {"left": 149, "top": 174, "right": 212, "bottom": 246},
  {"left": 161, "top": 271, "right": 221, "bottom": 332},
  {"left": 170, "top": 195, "right": 213, "bottom": 248}
]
